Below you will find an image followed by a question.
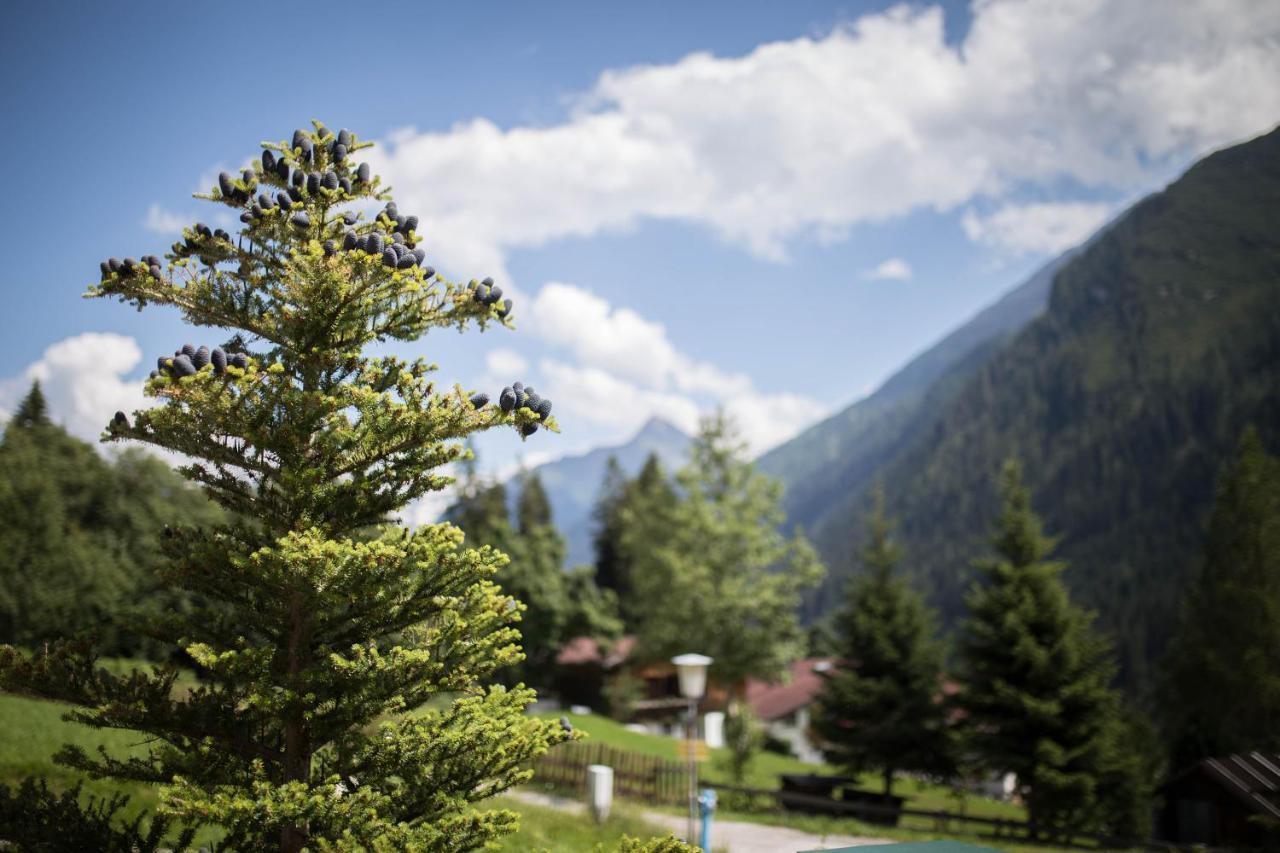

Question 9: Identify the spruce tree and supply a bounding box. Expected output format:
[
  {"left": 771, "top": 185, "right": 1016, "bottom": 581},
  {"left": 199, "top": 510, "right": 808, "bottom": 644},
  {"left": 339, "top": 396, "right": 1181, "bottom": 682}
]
[
  {"left": 592, "top": 456, "right": 630, "bottom": 599},
  {"left": 0, "top": 123, "right": 575, "bottom": 850},
  {"left": 628, "top": 413, "right": 823, "bottom": 689},
  {"left": 812, "top": 487, "right": 953, "bottom": 796},
  {"left": 11, "top": 380, "right": 50, "bottom": 428},
  {"left": 956, "top": 459, "right": 1120, "bottom": 835},
  {"left": 1162, "top": 427, "right": 1280, "bottom": 766}
]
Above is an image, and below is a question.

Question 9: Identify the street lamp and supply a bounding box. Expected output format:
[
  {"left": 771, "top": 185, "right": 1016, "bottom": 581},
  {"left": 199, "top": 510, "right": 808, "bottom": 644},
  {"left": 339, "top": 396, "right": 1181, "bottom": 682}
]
[{"left": 672, "top": 653, "right": 712, "bottom": 846}]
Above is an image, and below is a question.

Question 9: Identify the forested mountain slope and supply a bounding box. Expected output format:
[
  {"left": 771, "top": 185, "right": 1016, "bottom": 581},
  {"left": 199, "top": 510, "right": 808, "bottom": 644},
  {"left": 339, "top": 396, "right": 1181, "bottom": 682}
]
[{"left": 801, "top": 126, "right": 1280, "bottom": 689}]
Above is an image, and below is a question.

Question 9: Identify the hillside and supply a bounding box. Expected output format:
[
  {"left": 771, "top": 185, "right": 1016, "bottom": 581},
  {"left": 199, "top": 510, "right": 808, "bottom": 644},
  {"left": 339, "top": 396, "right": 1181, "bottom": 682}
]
[
  {"left": 508, "top": 417, "right": 690, "bottom": 567},
  {"left": 798, "top": 127, "right": 1280, "bottom": 688},
  {"left": 759, "top": 246, "right": 1075, "bottom": 588}
]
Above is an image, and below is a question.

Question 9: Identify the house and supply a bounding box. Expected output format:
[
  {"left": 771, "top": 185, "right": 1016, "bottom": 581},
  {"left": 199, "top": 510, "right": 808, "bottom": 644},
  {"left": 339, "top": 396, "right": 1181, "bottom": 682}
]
[
  {"left": 1156, "top": 751, "right": 1280, "bottom": 847},
  {"left": 744, "top": 658, "right": 835, "bottom": 764}
]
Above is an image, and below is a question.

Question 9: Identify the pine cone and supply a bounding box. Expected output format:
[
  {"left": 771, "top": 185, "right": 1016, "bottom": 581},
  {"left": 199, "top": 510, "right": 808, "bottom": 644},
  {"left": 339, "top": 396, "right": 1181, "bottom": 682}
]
[
  {"left": 499, "top": 387, "right": 516, "bottom": 411},
  {"left": 291, "top": 212, "right": 310, "bottom": 229},
  {"left": 560, "top": 717, "right": 573, "bottom": 733},
  {"left": 337, "top": 128, "right": 352, "bottom": 148},
  {"left": 469, "top": 392, "right": 490, "bottom": 409},
  {"left": 405, "top": 215, "right": 419, "bottom": 232},
  {"left": 343, "top": 212, "right": 358, "bottom": 226},
  {"left": 498, "top": 299, "right": 513, "bottom": 319},
  {"left": 291, "top": 170, "right": 304, "bottom": 188},
  {"left": 193, "top": 346, "right": 210, "bottom": 368},
  {"left": 149, "top": 265, "right": 163, "bottom": 279},
  {"left": 258, "top": 192, "right": 274, "bottom": 209},
  {"left": 339, "top": 177, "right": 352, "bottom": 194},
  {"left": 486, "top": 285, "right": 504, "bottom": 305},
  {"left": 332, "top": 143, "right": 347, "bottom": 164},
  {"left": 112, "top": 411, "right": 129, "bottom": 429},
  {"left": 306, "top": 173, "right": 320, "bottom": 195},
  {"left": 368, "top": 233, "right": 384, "bottom": 255},
  {"left": 423, "top": 266, "right": 435, "bottom": 279},
  {"left": 275, "top": 159, "right": 291, "bottom": 181},
  {"left": 182, "top": 343, "right": 196, "bottom": 358},
  {"left": 211, "top": 347, "right": 227, "bottom": 374},
  {"left": 474, "top": 284, "right": 490, "bottom": 303},
  {"left": 382, "top": 248, "right": 398, "bottom": 268},
  {"left": 343, "top": 230, "right": 358, "bottom": 251},
  {"left": 356, "top": 163, "right": 371, "bottom": 184},
  {"left": 512, "top": 382, "right": 524, "bottom": 393},
  {"left": 482, "top": 277, "right": 494, "bottom": 286},
  {"left": 288, "top": 186, "right": 304, "bottom": 204},
  {"left": 262, "top": 150, "right": 276, "bottom": 172},
  {"left": 218, "top": 171, "right": 235, "bottom": 198},
  {"left": 292, "top": 129, "right": 307, "bottom": 151},
  {"left": 397, "top": 253, "right": 416, "bottom": 269},
  {"left": 230, "top": 353, "right": 248, "bottom": 370},
  {"left": 411, "top": 247, "right": 426, "bottom": 265},
  {"left": 535, "top": 399, "right": 552, "bottom": 420},
  {"left": 324, "top": 240, "right": 336, "bottom": 257},
  {"left": 99, "top": 260, "right": 110, "bottom": 277},
  {"left": 521, "top": 422, "right": 539, "bottom": 438},
  {"left": 172, "top": 355, "right": 196, "bottom": 377}
]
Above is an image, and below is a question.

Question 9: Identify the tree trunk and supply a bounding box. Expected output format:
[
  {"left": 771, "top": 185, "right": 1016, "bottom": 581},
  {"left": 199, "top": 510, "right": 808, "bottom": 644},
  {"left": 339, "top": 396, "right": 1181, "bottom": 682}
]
[{"left": 883, "top": 767, "right": 894, "bottom": 798}]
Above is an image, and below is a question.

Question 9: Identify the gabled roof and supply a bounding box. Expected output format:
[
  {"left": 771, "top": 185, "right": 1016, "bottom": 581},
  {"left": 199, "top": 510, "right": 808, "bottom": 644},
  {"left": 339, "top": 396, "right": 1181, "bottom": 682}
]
[
  {"left": 745, "top": 658, "right": 835, "bottom": 722},
  {"left": 1165, "top": 751, "right": 1280, "bottom": 820},
  {"left": 555, "top": 634, "right": 637, "bottom": 669}
]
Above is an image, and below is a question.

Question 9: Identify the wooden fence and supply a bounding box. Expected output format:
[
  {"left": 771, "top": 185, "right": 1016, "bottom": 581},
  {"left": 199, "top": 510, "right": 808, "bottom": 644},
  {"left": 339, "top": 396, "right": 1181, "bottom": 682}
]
[{"left": 533, "top": 741, "right": 687, "bottom": 806}]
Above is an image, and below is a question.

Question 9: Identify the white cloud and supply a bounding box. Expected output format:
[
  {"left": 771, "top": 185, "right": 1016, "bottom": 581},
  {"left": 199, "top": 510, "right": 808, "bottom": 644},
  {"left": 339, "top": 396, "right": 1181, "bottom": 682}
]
[
  {"left": 0, "top": 333, "right": 148, "bottom": 443},
  {"left": 484, "top": 348, "right": 529, "bottom": 379},
  {"left": 524, "top": 282, "right": 830, "bottom": 455},
  {"left": 961, "top": 201, "right": 1114, "bottom": 255},
  {"left": 865, "top": 257, "right": 913, "bottom": 281},
  {"left": 363, "top": 0, "right": 1280, "bottom": 276},
  {"left": 143, "top": 203, "right": 188, "bottom": 234}
]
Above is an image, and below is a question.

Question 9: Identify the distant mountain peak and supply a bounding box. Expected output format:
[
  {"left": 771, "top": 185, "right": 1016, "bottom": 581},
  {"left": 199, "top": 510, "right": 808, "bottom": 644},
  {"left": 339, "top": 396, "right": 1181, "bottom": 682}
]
[{"left": 634, "top": 416, "right": 688, "bottom": 441}]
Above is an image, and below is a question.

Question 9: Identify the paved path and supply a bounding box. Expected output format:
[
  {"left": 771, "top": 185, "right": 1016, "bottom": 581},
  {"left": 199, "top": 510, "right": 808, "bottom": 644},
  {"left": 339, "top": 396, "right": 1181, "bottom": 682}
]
[{"left": 509, "top": 790, "right": 893, "bottom": 852}]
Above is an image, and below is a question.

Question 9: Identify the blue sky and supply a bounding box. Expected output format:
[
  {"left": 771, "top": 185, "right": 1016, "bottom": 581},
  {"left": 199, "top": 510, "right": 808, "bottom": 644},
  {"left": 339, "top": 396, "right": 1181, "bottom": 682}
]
[{"left": 2, "top": 0, "right": 1278, "bottom": 501}]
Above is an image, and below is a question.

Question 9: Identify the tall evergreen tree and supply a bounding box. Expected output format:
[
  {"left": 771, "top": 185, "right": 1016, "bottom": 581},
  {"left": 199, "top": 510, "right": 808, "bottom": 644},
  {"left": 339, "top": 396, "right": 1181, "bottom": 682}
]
[
  {"left": 11, "top": 380, "right": 49, "bottom": 428},
  {"left": 516, "top": 471, "right": 553, "bottom": 532},
  {"left": 1162, "top": 427, "right": 1280, "bottom": 766},
  {"left": 592, "top": 455, "right": 629, "bottom": 598},
  {"left": 629, "top": 413, "right": 823, "bottom": 689},
  {"left": 957, "top": 459, "right": 1127, "bottom": 835},
  {"left": 0, "top": 123, "right": 574, "bottom": 850},
  {"left": 812, "top": 487, "right": 953, "bottom": 796}
]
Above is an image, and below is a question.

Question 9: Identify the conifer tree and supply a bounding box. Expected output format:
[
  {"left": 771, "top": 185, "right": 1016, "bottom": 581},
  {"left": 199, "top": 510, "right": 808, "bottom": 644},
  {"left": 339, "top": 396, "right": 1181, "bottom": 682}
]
[
  {"left": 812, "top": 487, "right": 953, "bottom": 796},
  {"left": 605, "top": 452, "right": 680, "bottom": 628},
  {"left": 956, "top": 459, "right": 1122, "bottom": 835},
  {"left": 629, "top": 413, "right": 823, "bottom": 689},
  {"left": 592, "top": 456, "right": 630, "bottom": 598},
  {"left": 1162, "top": 427, "right": 1280, "bottom": 766},
  {"left": 0, "top": 123, "right": 575, "bottom": 850}
]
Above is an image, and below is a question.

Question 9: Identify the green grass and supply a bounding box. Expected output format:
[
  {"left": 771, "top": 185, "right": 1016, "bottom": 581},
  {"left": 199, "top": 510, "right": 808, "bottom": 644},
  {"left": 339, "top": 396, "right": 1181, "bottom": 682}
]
[
  {"left": 491, "top": 795, "right": 684, "bottom": 852},
  {"left": 538, "top": 710, "right": 1026, "bottom": 821}
]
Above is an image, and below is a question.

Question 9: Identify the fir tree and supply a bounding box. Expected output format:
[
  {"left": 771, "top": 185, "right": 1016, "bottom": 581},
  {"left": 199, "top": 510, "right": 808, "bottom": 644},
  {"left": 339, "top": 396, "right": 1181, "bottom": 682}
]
[
  {"left": 592, "top": 455, "right": 629, "bottom": 598},
  {"left": 629, "top": 412, "right": 823, "bottom": 690},
  {"left": 0, "top": 123, "right": 574, "bottom": 850},
  {"left": 812, "top": 487, "right": 953, "bottom": 796},
  {"left": 956, "top": 459, "right": 1123, "bottom": 836},
  {"left": 1161, "top": 427, "right": 1280, "bottom": 766},
  {"left": 11, "top": 381, "right": 50, "bottom": 428}
]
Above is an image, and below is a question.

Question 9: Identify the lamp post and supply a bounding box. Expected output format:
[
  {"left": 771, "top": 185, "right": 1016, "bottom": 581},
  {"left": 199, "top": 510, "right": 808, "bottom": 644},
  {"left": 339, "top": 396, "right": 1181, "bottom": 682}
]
[{"left": 672, "top": 653, "right": 712, "bottom": 847}]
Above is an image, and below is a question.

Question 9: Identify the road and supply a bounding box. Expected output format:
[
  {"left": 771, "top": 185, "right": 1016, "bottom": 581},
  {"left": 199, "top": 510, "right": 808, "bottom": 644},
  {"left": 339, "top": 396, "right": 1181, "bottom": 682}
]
[{"left": 509, "top": 789, "right": 893, "bottom": 852}]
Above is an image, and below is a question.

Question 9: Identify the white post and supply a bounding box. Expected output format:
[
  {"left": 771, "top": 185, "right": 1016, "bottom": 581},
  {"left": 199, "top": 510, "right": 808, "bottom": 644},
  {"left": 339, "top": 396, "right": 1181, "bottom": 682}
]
[
  {"left": 703, "top": 711, "right": 725, "bottom": 749},
  {"left": 586, "top": 764, "right": 613, "bottom": 824}
]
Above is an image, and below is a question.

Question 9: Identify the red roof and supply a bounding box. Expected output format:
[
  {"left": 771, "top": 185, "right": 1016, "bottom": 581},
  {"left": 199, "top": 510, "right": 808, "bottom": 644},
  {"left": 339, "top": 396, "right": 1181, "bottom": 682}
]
[
  {"left": 745, "top": 658, "right": 835, "bottom": 722},
  {"left": 555, "top": 634, "right": 638, "bottom": 669}
]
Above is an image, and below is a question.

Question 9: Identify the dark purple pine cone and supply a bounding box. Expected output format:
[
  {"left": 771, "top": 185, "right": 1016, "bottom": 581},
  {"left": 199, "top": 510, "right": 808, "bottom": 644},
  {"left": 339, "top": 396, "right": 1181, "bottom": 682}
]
[
  {"left": 211, "top": 347, "right": 227, "bottom": 374},
  {"left": 262, "top": 150, "right": 276, "bottom": 172},
  {"left": 324, "top": 240, "right": 336, "bottom": 257},
  {"left": 367, "top": 233, "right": 384, "bottom": 255},
  {"left": 291, "top": 170, "right": 304, "bottom": 188},
  {"left": 172, "top": 355, "right": 196, "bottom": 377},
  {"left": 276, "top": 158, "right": 291, "bottom": 181},
  {"left": 218, "top": 171, "right": 235, "bottom": 198},
  {"left": 291, "top": 212, "right": 310, "bottom": 228},
  {"left": 411, "top": 247, "right": 426, "bottom": 265},
  {"left": 499, "top": 387, "right": 516, "bottom": 411},
  {"left": 339, "top": 177, "right": 352, "bottom": 194},
  {"left": 337, "top": 128, "right": 352, "bottom": 148},
  {"left": 343, "top": 212, "right": 358, "bottom": 226},
  {"left": 356, "top": 163, "right": 370, "bottom": 183},
  {"left": 343, "top": 230, "right": 358, "bottom": 251},
  {"left": 193, "top": 346, "right": 210, "bottom": 368},
  {"left": 535, "top": 398, "right": 553, "bottom": 421},
  {"left": 469, "top": 392, "right": 490, "bottom": 409},
  {"left": 259, "top": 192, "right": 275, "bottom": 209},
  {"left": 520, "top": 422, "right": 539, "bottom": 438},
  {"left": 397, "top": 252, "right": 416, "bottom": 269},
  {"left": 332, "top": 143, "right": 347, "bottom": 164},
  {"left": 230, "top": 352, "right": 248, "bottom": 370},
  {"left": 382, "top": 247, "right": 398, "bottom": 268},
  {"left": 277, "top": 191, "right": 292, "bottom": 209},
  {"left": 182, "top": 343, "right": 196, "bottom": 358},
  {"left": 99, "top": 260, "right": 110, "bottom": 277},
  {"left": 306, "top": 173, "right": 320, "bottom": 195},
  {"left": 112, "top": 411, "right": 129, "bottom": 429},
  {"left": 498, "top": 298, "right": 513, "bottom": 319},
  {"left": 405, "top": 215, "right": 419, "bottom": 232},
  {"left": 292, "top": 129, "right": 307, "bottom": 151}
]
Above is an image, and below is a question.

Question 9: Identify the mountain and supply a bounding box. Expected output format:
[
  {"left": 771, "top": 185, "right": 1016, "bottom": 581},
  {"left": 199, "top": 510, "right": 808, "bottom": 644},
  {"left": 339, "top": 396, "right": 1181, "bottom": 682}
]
[
  {"left": 508, "top": 417, "right": 691, "bottom": 568},
  {"left": 759, "top": 243, "right": 1078, "bottom": 573},
  {"left": 769, "top": 126, "right": 1280, "bottom": 689}
]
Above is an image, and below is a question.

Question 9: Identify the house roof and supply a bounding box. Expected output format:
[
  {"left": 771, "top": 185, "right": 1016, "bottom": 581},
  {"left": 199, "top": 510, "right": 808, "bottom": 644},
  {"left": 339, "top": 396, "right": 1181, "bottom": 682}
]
[
  {"left": 745, "top": 658, "right": 835, "bottom": 722},
  {"left": 1165, "top": 752, "right": 1280, "bottom": 820},
  {"left": 554, "top": 634, "right": 637, "bottom": 669}
]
